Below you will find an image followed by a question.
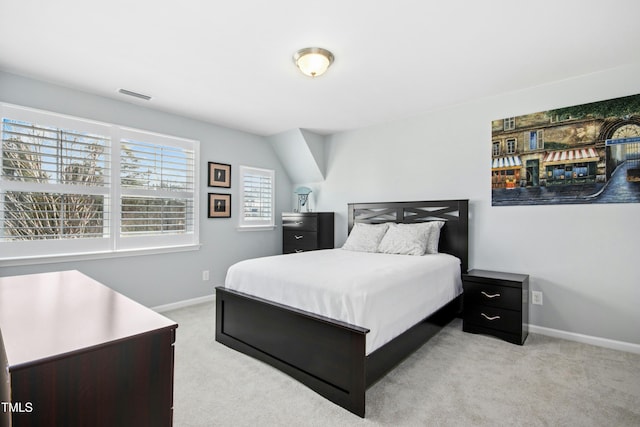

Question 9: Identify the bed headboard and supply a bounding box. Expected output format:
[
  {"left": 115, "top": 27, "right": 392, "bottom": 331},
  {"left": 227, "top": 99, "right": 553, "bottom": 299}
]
[{"left": 348, "top": 199, "right": 469, "bottom": 273}]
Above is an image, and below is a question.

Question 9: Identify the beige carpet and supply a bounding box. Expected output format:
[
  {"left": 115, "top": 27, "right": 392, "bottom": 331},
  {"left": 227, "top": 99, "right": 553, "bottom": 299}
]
[{"left": 164, "top": 302, "right": 640, "bottom": 426}]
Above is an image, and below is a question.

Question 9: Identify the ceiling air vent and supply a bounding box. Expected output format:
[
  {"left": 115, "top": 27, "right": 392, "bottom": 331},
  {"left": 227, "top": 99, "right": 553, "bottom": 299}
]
[{"left": 118, "top": 88, "right": 152, "bottom": 101}]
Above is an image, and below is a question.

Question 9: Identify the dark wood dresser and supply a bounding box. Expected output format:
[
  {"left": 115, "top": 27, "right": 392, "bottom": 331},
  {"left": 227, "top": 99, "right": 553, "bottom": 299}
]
[
  {"left": 0, "top": 270, "right": 178, "bottom": 427},
  {"left": 282, "top": 212, "right": 334, "bottom": 254},
  {"left": 462, "top": 269, "right": 529, "bottom": 345}
]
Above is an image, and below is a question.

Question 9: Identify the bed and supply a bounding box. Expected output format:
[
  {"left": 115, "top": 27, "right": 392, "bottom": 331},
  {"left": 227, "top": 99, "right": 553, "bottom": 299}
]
[{"left": 215, "top": 199, "right": 469, "bottom": 417}]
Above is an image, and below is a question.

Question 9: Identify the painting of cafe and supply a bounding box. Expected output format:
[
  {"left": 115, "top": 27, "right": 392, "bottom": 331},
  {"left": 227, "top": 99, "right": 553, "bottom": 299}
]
[{"left": 491, "top": 93, "right": 640, "bottom": 206}]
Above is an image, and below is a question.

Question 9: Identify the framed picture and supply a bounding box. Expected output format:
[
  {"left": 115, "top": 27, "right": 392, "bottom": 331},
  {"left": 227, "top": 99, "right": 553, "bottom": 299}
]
[
  {"left": 208, "top": 193, "right": 231, "bottom": 218},
  {"left": 208, "top": 162, "right": 231, "bottom": 188},
  {"left": 491, "top": 92, "right": 640, "bottom": 206}
]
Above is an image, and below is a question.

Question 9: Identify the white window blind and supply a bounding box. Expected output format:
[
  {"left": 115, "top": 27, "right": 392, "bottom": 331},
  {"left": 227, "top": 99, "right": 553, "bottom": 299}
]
[
  {"left": 0, "top": 103, "right": 199, "bottom": 261},
  {"left": 119, "top": 132, "right": 195, "bottom": 247},
  {"left": 238, "top": 165, "right": 274, "bottom": 228},
  {"left": 2, "top": 119, "right": 109, "bottom": 241}
]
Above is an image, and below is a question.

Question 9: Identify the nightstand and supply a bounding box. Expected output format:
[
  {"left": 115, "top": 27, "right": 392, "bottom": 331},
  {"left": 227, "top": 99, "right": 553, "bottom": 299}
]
[
  {"left": 282, "top": 212, "right": 334, "bottom": 254},
  {"left": 462, "top": 269, "right": 529, "bottom": 345}
]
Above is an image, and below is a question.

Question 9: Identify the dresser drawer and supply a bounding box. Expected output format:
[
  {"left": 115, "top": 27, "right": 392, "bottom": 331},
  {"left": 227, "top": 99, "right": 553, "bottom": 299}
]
[
  {"left": 283, "top": 231, "right": 318, "bottom": 253},
  {"left": 281, "top": 212, "right": 334, "bottom": 254},
  {"left": 282, "top": 215, "right": 318, "bottom": 231},
  {"left": 463, "top": 281, "right": 522, "bottom": 310},
  {"left": 464, "top": 306, "right": 522, "bottom": 334}
]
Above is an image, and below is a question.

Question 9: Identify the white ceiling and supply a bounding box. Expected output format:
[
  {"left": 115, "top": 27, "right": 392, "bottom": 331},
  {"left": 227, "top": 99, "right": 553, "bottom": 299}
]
[{"left": 1, "top": 0, "right": 639, "bottom": 136}]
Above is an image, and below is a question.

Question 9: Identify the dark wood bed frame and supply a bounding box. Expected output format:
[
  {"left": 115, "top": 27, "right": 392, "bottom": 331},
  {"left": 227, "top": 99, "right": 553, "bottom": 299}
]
[{"left": 215, "top": 199, "right": 468, "bottom": 417}]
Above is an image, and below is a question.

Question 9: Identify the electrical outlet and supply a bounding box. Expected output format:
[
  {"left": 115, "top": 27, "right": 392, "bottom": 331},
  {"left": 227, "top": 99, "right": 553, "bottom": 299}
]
[
  {"left": 202, "top": 270, "right": 210, "bottom": 281},
  {"left": 531, "top": 291, "right": 543, "bottom": 305}
]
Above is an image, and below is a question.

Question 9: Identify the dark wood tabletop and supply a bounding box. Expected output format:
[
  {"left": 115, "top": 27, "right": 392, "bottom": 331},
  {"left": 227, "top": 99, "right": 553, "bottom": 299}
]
[{"left": 0, "top": 270, "right": 177, "bottom": 369}]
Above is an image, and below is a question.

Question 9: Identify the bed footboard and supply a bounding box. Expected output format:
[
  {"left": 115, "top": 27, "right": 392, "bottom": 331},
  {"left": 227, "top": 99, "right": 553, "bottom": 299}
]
[{"left": 215, "top": 286, "right": 369, "bottom": 417}]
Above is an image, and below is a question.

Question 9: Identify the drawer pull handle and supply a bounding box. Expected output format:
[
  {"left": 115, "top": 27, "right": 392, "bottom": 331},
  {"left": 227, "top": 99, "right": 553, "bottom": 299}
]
[
  {"left": 294, "top": 235, "right": 304, "bottom": 239},
  {"left": 295, "top": 249, "right": 303, "bottom": 253},
  {"left": 295, "top": 221, "right": 304, "bottom": 224},
  {"left": 481, "top": 313, "right": 501, "bottom": 321},
  {"left": 481, "top": 291, "right": 501, "bottom": 299}
]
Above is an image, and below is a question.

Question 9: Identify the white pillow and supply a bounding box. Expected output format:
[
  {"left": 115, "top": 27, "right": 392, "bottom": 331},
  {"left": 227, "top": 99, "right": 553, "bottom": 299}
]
[
  {"left": 342, "top": 223, "right": 389, "bottom": 253},
  {"left": 377, "top": 223, "right": 431, "bottom": 256},
  {"left": 425, "top": 221, "right": 445, "bottom": 254}
]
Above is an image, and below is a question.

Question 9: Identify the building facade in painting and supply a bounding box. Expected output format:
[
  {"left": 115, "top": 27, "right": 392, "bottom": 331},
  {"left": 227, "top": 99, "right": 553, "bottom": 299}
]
[
  {"left": 491, "top": 113, "right": 605, "bottom": 189},
  {"left": 491, "top": 93, "right": 640, "bottom": 205}
]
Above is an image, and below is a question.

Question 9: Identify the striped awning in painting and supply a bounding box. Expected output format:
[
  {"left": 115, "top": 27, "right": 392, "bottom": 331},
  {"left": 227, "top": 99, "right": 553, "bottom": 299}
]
[
  {"left": 543, "top": 148, "right": 599, "bottom": 165},
  {"left": 492, "top": 156, "right": 522, "bottom": 170}
]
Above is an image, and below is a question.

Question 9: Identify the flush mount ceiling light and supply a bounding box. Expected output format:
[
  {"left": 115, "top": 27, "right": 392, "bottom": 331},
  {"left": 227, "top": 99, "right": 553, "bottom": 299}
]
[{"left": 293, "top": 47, "right": 334, "bottom": 78}]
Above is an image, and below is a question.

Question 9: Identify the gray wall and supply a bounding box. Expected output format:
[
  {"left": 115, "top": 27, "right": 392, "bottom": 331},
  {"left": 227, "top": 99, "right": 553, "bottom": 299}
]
[
  {"left": 302, "top": 63, "right": 640, "bottom": 345},
  {"left": 3, "top": 64, "right": 640, "bottom": 346},
  {"left": 0, "top": 71, "right": 292, "bottom": 307}
]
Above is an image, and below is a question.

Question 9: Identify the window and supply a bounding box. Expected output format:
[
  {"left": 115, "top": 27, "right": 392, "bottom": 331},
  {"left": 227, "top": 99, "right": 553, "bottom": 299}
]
[
  {"left": 492, "top": 141, "right": 501, "bottom": 156},
  {"left": 506, "top": 138, "right": 517, "bottom": 154},
  {"left": 504, "top": 117, "right": 515, "bottom": 131},
  {"left": 117, "top": 128, "right": 198, "bottom": 251},
  {"left": 0, "top": 103, "right": 199, "bottom": 261},
  {"left": 528, "top": 130, "right": 544, "bottom": 150},
  {"left": 238, "top": 165, "right": 274, "bottom": 229}
]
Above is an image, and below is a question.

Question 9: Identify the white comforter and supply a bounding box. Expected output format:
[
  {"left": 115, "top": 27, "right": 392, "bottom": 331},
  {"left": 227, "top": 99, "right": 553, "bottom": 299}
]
[{"left": 224, "top": 249, "right": 462, "bottom": 355}]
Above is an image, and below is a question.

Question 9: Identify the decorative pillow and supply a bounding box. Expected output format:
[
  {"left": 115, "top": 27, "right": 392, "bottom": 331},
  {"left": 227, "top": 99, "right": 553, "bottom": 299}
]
[
  {"left": 425, "top": 221, "right": 445, "bottom": 254},
  {"left": 342, "top": 223, "right": 389, "bottom": 253},
  {"left": 377, "top": 223, "right": 431, "bottom": 256}
]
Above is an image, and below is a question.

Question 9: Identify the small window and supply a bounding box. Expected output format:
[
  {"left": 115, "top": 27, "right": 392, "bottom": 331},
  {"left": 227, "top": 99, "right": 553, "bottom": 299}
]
[
  {"left": 238, "top": 165, "right": 274, "bottom": 229},
  {"left": 492, "top": 141, "right": 501, "bottom": 156},
  {"left": 506, "top": 138, "right": 516, "bottom": 154},
  {"left": 504, "top": 117, "right": 515, "bottom": 131},
  {"left": 528, "top": 130, "right": 544, "bottom": 150}
]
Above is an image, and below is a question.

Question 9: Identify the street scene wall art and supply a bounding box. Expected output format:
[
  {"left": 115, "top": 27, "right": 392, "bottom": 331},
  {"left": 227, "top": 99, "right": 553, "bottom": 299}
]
[{"left": 491, "top": 93, "right": 640, "bottom": 206}]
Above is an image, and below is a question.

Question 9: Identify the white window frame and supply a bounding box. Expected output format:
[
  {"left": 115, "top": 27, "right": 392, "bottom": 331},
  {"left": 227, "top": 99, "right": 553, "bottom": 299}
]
[
  {"left": 0, "top": 103, "right": 199, "bottom": 264},
  {"left": 116, "top": 127, "right": 199, "bottom": 251},
  {"left": 238, "top": 165, "right": 275, "bottom": 230},
  {"left": 504, "top": 117, "right": 516, "bottom": 131}
]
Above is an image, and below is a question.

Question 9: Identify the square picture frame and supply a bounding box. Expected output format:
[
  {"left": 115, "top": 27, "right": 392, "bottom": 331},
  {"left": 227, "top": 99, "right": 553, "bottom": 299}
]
[
  {"left": 208, "top": 193, "right": 231, "bottom": 218},
  {"left": 208, "top": 162, "right": 231, "bottom": 188}
]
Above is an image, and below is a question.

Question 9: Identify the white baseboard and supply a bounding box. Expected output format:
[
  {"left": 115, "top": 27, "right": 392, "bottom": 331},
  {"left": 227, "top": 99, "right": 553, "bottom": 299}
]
[
  {"left": 152, "top": 294, "right": 215, "bottom": 313},
  {"left": 529, "top": 324, "right": 640, "bottom": 354}
]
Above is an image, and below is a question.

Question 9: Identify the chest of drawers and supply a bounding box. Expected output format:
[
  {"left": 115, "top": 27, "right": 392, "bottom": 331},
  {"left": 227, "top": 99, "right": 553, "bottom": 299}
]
[
  {"left": 0, "top": 271, "right": 177, "bottom": 426},
  {"left": 462, "top": 269, "right": 529, "bottom": 345},
  {"left": 282, "top": 212, "right": 334, "bottom": 254}
]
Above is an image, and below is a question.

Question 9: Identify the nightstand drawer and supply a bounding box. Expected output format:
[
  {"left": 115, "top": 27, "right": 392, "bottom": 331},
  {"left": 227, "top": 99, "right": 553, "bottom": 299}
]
[
  {"left": 282, "top": 215, "right": 318, "bottom": 231},
  {"left": 463, "top": 281, "right": 521, "bottom": 310},
  {"left": 283, "top": 231, "right": 318, "bottom": 253},
  {"left": 464, "top": 306, "right": 522, "bottom": 334}
]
